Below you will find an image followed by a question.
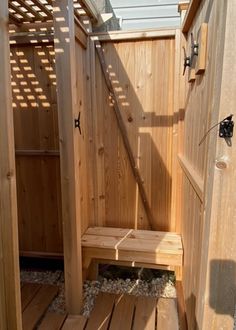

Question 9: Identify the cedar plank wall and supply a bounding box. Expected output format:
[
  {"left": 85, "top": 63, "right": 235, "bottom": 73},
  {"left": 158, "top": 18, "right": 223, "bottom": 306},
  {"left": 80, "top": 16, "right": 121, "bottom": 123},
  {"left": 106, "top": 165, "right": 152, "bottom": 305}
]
[
  {"left": 179, "top": 0, "right": 232, "bottom": 329},
  {"left": 11, "top": 43, "right": 63, "bottom": 255},
  {"left": 10, "top": 30, "right": 95, "bottom": 254},
  {"left": 75, "top": 38, "right": 96, "bottom": 235},
  {"left": 92, "top": 38, "right": 175, "bottom": 231}
]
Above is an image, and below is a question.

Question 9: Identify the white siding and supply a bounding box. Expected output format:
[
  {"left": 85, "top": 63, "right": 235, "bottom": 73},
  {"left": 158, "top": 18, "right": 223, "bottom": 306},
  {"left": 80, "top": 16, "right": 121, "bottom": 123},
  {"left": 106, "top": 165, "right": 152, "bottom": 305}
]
[{"left": 109, "top": 0, "right": 180, "bottom": 30}]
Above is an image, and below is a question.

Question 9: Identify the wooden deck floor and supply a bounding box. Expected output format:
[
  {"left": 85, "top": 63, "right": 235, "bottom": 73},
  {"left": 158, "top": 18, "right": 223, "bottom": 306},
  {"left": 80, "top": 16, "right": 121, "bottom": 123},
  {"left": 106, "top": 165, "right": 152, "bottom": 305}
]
[
  {"left": 63, "top": 292, "right": 179, "bottom": 330},
  {"left": 21, "top": 285, "right": 179, "bottom": 329},
  {"left": 21, "top": 282, "right": 66, "bottom": 330}
]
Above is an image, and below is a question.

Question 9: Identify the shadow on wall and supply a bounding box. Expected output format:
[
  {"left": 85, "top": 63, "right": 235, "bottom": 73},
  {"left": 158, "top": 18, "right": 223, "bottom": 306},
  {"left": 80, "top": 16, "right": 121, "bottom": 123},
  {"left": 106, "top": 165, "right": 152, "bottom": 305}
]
[
  {"left": 210, "top": 259, "right": 236, "bottom": 319},
  {"left": 186, "top": 260, "right": 236, "bottom": 330}
]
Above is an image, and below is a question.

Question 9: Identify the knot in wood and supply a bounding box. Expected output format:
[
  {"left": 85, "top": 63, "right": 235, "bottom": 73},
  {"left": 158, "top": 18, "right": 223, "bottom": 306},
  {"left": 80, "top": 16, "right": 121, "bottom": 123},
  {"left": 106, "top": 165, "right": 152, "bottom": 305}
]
[
  {"left": 128, "top": 116, "right": 133, "bottom": 123},
  {"left": 98, "top": 146, "right": 104, "bottom": 155},
  {"left": 6, "top": 170, "right": 14, "bottom": 180},
  {"left": 215, "top": 161, "right": 227, "bottom": 170}
]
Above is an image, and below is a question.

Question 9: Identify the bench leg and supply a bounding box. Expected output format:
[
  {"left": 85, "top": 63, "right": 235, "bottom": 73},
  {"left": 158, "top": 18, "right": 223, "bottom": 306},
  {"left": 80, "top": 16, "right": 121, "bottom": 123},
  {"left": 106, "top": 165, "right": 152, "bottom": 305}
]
[
  {"left": 87, "top": 260, "right": 99, "bottom": 281},
  {"left": 173, "top": 266, "right": 182, "bottom": 281},
  {"left": 82, "top": 259, "right": 99, "bottom": 281}
]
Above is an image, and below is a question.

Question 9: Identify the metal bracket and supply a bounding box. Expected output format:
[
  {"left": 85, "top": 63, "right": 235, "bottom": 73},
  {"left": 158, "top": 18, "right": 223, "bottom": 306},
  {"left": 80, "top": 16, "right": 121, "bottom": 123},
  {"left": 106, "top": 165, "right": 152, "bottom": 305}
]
[
  {"left": 219, "top": 115, "right": 234, "bottom": 138},
  {"left": 183, "top": 47, "right": 191, "bottom": 75},
  {"left": 190, "top": 32, "right": 199, "bottom": 62},
  {"left": 74, "top": 112, "right": 81, "bottom": 134},
  {"left": 182, "top": 34, "right": 199, "bottom": 76}
]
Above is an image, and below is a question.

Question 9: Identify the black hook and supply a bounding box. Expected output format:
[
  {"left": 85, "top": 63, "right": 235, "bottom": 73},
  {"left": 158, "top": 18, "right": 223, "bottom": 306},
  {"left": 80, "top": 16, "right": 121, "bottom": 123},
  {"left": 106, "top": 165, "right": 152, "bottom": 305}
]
[{"left": 74, "top": 112, "right": 81, "bottom": 134}]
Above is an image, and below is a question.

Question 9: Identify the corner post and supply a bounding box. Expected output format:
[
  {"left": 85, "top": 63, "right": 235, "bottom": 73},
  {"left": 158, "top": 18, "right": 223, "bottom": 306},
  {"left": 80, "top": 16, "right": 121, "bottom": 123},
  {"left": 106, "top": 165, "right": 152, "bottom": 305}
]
[
  {"left": 0, "top": 0, "right": 22, "bottom": 328},
  {"left": 53, "top": 0, "right": 83, "bottom": 313}
]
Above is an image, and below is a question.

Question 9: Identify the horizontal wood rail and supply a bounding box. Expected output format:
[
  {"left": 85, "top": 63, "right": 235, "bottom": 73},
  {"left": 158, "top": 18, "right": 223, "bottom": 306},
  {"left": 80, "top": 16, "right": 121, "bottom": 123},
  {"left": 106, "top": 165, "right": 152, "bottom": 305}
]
[
  {"left": 15, "top": 150, "right": 60, "bottom": 156},
  {"left": 20, "top": 251, "right": 63, "bottom": 259},
  {"left": 91, "top": 28, "right": 176, "bottom": 42},
  {"left": 10, "top": 33, "right": 54, "bottom": 45},
  {"left": 178, "top": 154, "right": 204, "bottom": 201}
]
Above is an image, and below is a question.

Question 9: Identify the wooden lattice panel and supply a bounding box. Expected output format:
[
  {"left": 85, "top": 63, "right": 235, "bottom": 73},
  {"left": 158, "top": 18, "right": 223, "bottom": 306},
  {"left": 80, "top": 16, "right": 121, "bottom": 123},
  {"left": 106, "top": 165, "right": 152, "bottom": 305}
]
[{"left": 8, "top": 0, "right": 87, "bottom": 25}]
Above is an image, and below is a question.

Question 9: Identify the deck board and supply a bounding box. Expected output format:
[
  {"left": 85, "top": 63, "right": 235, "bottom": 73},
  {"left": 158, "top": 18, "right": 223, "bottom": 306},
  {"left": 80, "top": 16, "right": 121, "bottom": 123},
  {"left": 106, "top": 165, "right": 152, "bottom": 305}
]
[
  {"left": 156, "top": 298, "right": 179, "bottom": 330},
  {"left": 133, "top": 296, "right": 157, "bottom": 330},
  {"left": 62, "top": 315, "right": 87, "bottom": 330},
  {"left": 109, "top": 294, "right": 136, "bottom": 330},
  {"left": 21, "top": 283, "right": 42, "bottom": 311},
  {"left": 85, "top": 292, "right": 116, "bottom": 330},
  {"left": 85, "top": 293, "right": 179, "bottom": 330},
  {"left": 22, "top": 284, "right": 58, "bottom": 330},
  {"left": 38, "top": 312, "right": 67, "bottom": 329}
]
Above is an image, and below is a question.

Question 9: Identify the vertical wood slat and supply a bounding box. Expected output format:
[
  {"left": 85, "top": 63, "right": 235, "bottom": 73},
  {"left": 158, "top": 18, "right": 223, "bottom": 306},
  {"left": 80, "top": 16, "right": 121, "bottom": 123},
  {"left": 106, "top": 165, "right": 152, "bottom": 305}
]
[
  {"left": 0, "top": 1, "right": 22, "bottom": 329},
  {"left": 53, "top": 0, "right": 83, "bottom": 313}
]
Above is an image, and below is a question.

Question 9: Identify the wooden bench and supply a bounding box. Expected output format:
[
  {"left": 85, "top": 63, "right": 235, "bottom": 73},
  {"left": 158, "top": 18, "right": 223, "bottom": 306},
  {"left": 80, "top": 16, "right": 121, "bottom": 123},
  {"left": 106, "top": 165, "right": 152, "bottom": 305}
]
[{"left": 82, "top": 227, "right": 183, "bottom": 280}]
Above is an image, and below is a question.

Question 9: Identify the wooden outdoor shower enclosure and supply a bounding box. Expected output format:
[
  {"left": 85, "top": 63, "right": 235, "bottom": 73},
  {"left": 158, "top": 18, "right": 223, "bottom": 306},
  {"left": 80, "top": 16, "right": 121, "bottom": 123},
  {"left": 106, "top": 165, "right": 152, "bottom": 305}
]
[{"left": 1, "top": 0, "right": 236, "bottom": 329}]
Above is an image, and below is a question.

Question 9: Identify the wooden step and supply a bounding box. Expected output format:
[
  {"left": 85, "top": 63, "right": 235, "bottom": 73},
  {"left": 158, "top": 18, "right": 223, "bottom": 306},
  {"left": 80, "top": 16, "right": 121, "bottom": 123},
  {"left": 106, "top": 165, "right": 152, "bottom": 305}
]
[{"left": 82, "top": 227, "right": 183, "bottom": 278}]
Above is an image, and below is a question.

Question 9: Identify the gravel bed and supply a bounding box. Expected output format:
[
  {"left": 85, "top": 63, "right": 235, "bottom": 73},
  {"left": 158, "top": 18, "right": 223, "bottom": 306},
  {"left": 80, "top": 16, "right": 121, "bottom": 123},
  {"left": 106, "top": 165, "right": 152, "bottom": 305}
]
[{"left": 20, "top": 269, "right": 176, "bottom": 317}]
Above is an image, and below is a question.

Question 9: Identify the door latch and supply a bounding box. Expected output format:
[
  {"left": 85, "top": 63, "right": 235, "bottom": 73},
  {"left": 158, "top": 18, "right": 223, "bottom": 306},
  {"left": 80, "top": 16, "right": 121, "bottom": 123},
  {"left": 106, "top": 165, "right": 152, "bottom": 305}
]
[{"left": 219, "top": 115, "right": 234, "bottom": 138}]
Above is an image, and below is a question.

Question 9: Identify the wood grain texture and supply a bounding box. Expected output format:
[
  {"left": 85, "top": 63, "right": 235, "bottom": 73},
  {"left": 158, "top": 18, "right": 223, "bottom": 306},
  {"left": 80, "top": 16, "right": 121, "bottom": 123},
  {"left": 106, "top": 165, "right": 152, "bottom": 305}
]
[
  {"left": 22, "top": 285, "right": 58, "bottom": 330},
  {"left": 132, "top": 296, "right": 156, "bottom": 330},
  {"left": 175, "top": 281, "right": 187, "bottom": 330},
  {"left": 11, "top": 43, "right": 63, "bottom": 255},
  {"left": 82, "top": 227, "right": 183, "bottom": 269},
  {"left": 195, "top": 23, "right": 208, "bottom": 74},
  {"left": 197, "top": 1, "right": 236, "bottom": 329},
  {"left": 91, "top": 29, "right": 176, "bottom": 41},
  {"left": 21, "top": 283, "right": 41, "bottom": 311},
  {"left": 61, "top": 315, "right": 87, "bottom": 330},
  {"left": 93, "top": 37, "right": 175, "bottom": 231},
  {"left": 95, "top": 40, "right": 154, "bottom": 229},
  {"left": 156, "top": 298, "right": 179, "bottom": 329},
  {"left": 38, "top": 312, "right": 67, "bottom": 329},
  {"left": 109, "top": 294, "right": 135, "bottom": 330},
  {"left": 178, "top": 0, "right": 235, "bottom": 329},
  {"left": 53, "top": 0, "right": 83, "bottom": 313},
  {"left": 86, "top": 292, "right": 116, "bottom": 330},
  {"left": 182, "top": 0, "right": 202, "bottom": 33},
  {"left": 0, "top": 1, "right": 22, "bottom": 328}
]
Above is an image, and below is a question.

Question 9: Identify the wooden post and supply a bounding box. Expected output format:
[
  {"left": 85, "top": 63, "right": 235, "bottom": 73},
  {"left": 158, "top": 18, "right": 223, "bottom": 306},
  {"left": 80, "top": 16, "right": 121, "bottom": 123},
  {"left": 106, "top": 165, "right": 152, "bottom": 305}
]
[
  {"left": 53, "top": 0, "right": 83, "bottom": 313},
  {"left": 0, "top": 1, "right": 22, "bottom": 329}
]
